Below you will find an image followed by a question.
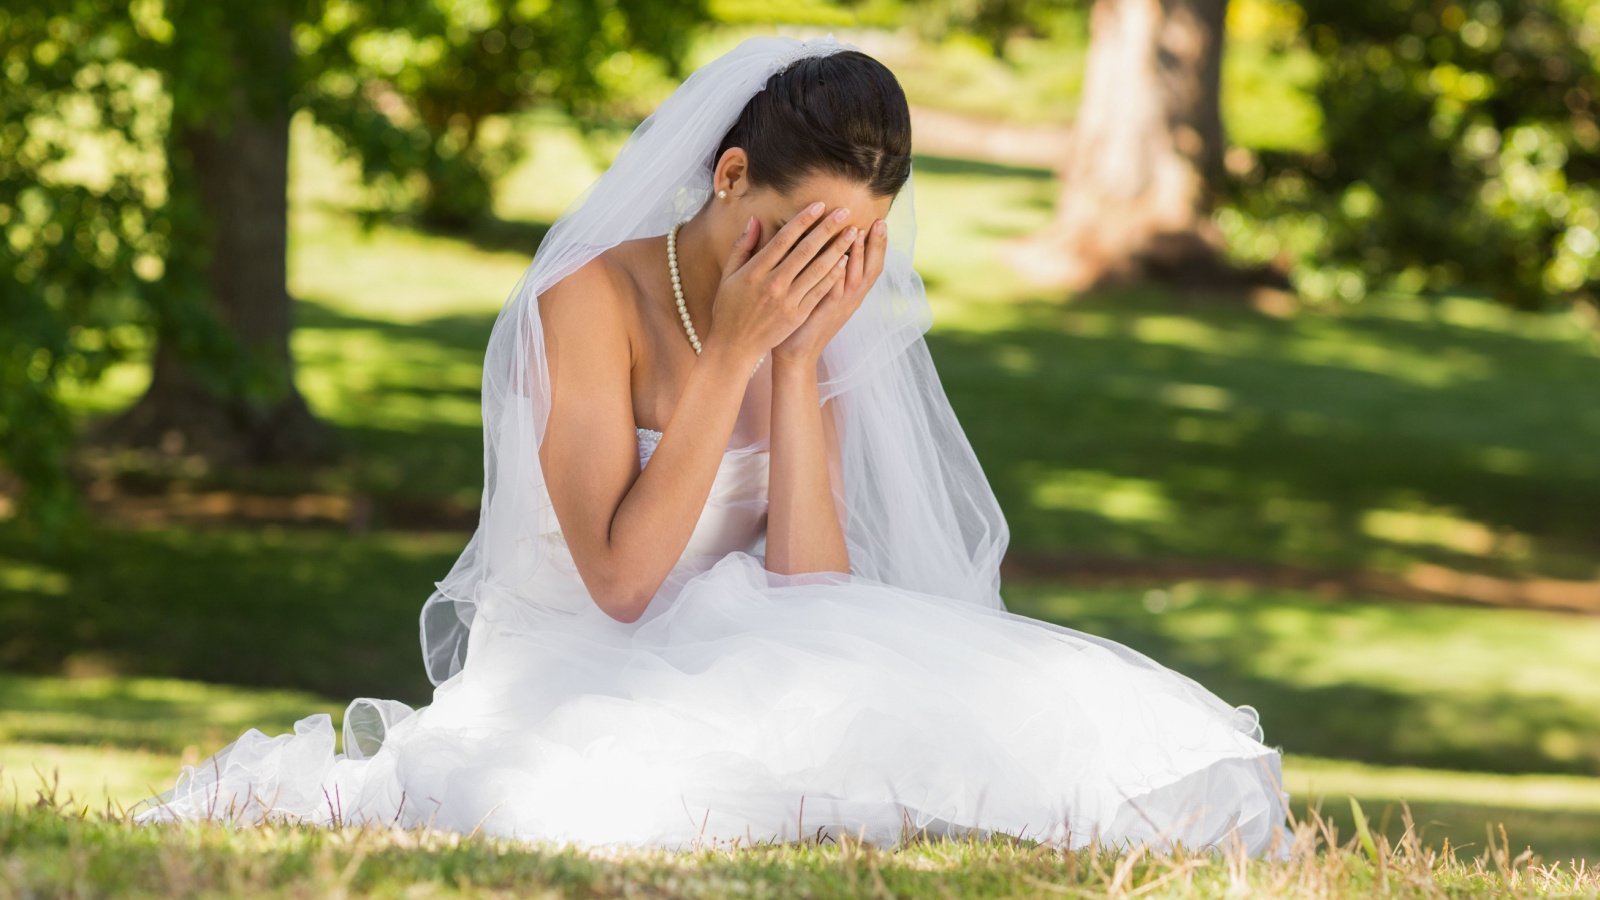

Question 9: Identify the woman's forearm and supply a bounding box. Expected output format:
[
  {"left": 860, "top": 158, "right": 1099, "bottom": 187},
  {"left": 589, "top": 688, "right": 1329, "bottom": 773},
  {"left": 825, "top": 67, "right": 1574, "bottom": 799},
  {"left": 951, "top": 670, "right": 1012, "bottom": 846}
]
[
  {"left": 765, "top": 355, "right": 850, "bottom": 575},
  {"left": 598, "top": 344, "right": 762, "bottom": 616}
]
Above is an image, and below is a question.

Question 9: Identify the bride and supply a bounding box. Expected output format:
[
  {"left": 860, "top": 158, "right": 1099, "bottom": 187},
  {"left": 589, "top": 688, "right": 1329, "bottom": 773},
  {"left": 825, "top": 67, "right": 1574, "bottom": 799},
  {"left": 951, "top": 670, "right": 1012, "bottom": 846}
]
[{"left": 132, "top": 34, "right": 1291, "bottom": 857}]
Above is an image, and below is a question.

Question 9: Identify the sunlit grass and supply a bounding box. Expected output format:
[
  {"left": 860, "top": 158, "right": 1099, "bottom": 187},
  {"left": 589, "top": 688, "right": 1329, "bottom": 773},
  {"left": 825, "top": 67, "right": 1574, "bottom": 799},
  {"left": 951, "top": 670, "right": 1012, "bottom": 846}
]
[
  {"left": 1005, "top": 583, "right": 1600, "bottom": 778},
  {"left": 3, "top": 768, "right": 1595, "bottom": 897}
]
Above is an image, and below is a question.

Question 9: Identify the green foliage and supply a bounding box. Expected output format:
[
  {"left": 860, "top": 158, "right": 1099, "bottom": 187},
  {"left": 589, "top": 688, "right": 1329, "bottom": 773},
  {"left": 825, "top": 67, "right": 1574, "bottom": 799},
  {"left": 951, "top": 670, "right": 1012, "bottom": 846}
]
[
  {"left": 1, "top": 1, "right": 360, "bottom": 549},
  {"left": 1, "top": 3, "right": 163, "bottom": 551},
  {"left": 2, "top": 0, "right": 712, "bottom": 545},
  {"left": 901, "top": 0, "right": 1077, "bottom": 59},
  {"left": 889, "top": 0, "right": 1075, "bottom": 58},
  {"left": 1228, "top": 0, "right": 1600, "bottom": 310},
  {"left": 300, "top": 0, "right": 709, "bottom": 229}
]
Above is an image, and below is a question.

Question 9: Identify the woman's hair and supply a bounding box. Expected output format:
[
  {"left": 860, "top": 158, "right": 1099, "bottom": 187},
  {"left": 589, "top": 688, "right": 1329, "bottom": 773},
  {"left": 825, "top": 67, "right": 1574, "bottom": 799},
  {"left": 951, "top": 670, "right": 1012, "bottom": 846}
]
[{"left": 714, "top": 50, "right": 912, "bottom": 198}]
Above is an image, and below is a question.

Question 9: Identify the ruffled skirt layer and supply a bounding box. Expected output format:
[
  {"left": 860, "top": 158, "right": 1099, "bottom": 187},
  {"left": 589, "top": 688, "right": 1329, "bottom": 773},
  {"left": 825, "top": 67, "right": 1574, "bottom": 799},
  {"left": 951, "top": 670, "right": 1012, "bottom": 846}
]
[{"left": 132, "top": 552, "right": 1291, "bottom": 857}]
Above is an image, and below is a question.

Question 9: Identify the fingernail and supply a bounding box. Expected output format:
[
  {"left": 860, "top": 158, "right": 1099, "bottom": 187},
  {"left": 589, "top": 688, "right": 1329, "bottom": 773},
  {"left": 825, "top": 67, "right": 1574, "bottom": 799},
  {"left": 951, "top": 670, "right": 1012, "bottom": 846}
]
[
  {"left": 874, "top": 220, "right": 886, "bottom": 235},
  {"left": 844, "top": 226, "right": 858, "bottom": 240},
  {"left": 808, "top": 201, "right": 825, "bottom": 215},
  {"left": 832, "top": 207, "right": 851, "bottom": 222}
]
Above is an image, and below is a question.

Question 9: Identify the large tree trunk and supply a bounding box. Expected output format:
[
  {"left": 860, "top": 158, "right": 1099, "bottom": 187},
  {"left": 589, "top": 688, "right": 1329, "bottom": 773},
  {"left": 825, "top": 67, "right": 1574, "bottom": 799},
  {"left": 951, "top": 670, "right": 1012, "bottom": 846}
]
[
  {"left": 93, "top": 19, "right": 335, "bottom": 465},
  {"left": 1007, "top": 0, "right": 1288, "bottom": 294}
]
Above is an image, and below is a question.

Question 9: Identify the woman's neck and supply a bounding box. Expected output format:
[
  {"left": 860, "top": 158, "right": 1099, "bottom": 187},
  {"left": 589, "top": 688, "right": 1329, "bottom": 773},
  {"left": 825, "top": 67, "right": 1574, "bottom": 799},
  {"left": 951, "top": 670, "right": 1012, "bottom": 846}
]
[{"left": 671, "top": 211, "right": 723, "bottom": 345}]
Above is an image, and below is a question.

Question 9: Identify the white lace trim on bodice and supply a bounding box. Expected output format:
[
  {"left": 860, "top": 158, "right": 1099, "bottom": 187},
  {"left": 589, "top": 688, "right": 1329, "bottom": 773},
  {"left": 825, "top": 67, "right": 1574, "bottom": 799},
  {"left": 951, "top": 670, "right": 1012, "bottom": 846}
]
[{"left": 636, "top": 426, "right": 663, "bottom": 468}]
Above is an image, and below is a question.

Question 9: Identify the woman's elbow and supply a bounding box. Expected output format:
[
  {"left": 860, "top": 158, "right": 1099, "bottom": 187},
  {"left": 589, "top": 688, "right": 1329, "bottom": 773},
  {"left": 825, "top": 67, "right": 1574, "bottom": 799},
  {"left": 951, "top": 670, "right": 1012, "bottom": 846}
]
[{"left": 586, "top": 570, "right": 659, "bottom": 624}]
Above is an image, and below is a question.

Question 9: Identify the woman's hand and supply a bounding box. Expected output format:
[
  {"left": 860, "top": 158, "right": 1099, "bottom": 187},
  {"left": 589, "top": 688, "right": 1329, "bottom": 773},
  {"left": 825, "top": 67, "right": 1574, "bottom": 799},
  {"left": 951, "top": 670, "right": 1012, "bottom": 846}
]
[
  {"left": 773, "top": 216, "right": 887, "bottom": 365},
  {"left": 704, "top": 202, "right": 855, "bottom": 364}
]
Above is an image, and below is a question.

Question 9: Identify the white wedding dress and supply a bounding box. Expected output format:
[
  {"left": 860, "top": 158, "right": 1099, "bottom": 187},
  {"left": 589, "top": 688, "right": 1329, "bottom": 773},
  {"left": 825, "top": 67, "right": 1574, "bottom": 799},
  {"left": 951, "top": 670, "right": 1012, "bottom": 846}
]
[{"left": 132, "top": 425, "right": 1291, "bottom": 856}]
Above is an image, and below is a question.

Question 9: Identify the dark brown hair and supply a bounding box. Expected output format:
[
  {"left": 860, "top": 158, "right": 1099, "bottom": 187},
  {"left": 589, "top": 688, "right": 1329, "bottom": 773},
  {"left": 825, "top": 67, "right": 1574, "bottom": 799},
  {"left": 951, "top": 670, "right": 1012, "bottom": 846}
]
[{"left": 713, "top": 50, "right": 912, "bottom": 199}]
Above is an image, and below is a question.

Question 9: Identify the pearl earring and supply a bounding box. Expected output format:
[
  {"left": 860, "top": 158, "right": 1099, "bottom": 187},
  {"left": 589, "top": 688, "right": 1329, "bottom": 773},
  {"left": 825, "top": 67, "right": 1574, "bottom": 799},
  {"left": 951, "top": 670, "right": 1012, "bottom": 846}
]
[{"left": 717, "top": 189, "right": 727, "bottom": 199}]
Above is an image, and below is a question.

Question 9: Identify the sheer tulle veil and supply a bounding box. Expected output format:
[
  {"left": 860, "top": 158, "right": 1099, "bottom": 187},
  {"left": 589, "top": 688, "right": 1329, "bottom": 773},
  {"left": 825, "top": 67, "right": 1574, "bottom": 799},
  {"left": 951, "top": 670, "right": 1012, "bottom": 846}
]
[{"left": 419, "top": 33, "right": 1011, "bottom": 686}]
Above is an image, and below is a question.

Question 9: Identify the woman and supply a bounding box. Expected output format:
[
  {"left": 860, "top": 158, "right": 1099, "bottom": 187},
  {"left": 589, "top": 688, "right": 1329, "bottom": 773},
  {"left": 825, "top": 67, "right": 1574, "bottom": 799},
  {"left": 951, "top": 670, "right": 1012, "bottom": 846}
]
[{"left": 132, "top": 34, "right": 1292, "bottom": 856}]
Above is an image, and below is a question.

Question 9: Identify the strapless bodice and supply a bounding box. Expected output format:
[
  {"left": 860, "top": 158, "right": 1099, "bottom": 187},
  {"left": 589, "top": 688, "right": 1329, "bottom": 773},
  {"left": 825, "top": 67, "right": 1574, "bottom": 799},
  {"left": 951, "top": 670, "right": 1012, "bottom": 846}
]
[
  {"left": 634, "top": 427, "right": 769, "bottom": 563},
  {"left": 475, "top": 424, "right": 769, "bottom": 621}
]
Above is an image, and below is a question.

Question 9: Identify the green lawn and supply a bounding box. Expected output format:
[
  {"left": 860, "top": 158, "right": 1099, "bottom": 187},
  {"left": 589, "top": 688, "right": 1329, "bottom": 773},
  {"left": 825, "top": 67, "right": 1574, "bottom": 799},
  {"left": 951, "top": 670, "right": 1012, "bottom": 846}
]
[
  {"left": 5, "top": 794, "right": 1594, "bottom": 898},
  {"left": 5, "top": 19, "right": 1600, "bottom": 894}
]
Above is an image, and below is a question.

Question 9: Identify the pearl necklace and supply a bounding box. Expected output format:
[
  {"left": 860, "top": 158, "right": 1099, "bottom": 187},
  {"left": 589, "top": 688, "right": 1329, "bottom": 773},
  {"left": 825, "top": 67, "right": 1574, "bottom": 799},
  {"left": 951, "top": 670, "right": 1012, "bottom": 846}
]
[{"left": 669, "top": 219, "right": 764, "bottom": 377}]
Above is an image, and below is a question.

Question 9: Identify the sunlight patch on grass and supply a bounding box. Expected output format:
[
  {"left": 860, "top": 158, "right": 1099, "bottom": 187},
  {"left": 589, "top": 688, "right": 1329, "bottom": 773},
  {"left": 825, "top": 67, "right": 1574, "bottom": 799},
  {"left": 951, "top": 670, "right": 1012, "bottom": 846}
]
[
  {"left": 1013, "top": 583, "right": 1600, "bottom": 775},
  {"left": 1131, "top": 315, "right": 1234, "bottom": 352},
  {"left": 293, "top": 328, "right": 484, "bottom": 431},
  {"left": 290, "top": 222, "right": 528, "bottom": 324},
  {"left": 1, "top": 742, "right": 180, "bottom": 810},
  {"left": 494, "top": 108, "right": 617, "bottom": 223},
  {"left": 1477, "top": 445, "right": 1537, "bottom": 476},
  {"left": 1029, "top": 469, "right": 1176, "bottom": 524},
  {"left": 1361, "top": 508, "right": 1529, "bottom": 560},
  {"left": 1287, "top": 754, "right": 1600, "bottom": 813},
  {"left": 990, "top": 344, "right": 1037, "bottom": 376},
  {"left": 0, "top": 560, "right": 69, "bottom": 596},
  {"left": 1288, "top": 328, "right": 1496, "bottom": 388},
  {"left": 1172, "top": 415, "right": 1247, "bottom": 447},
  {"left": 1158, "top": 382, "right": 1236, "bottom": 412},
  {"left": 0, "top": 674, "right": 340, "bottom": 759}
]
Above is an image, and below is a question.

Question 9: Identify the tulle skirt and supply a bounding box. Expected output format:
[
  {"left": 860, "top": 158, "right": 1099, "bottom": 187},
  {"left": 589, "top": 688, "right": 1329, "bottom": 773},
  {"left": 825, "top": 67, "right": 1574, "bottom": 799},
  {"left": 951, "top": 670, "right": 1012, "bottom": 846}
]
[{"left": 131, "top": 552, "right": 1292, "bottom": 857}]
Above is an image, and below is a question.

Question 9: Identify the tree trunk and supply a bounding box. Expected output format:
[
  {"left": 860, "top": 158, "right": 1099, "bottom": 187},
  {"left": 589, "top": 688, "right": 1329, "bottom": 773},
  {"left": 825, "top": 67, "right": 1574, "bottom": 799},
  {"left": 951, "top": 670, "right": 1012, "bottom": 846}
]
[
  {"left": 93, "top": 19, "right": 336, "bottom": 465},
  {"left": 1007, "top": 0, "right": 1288, "bottom": 294}
]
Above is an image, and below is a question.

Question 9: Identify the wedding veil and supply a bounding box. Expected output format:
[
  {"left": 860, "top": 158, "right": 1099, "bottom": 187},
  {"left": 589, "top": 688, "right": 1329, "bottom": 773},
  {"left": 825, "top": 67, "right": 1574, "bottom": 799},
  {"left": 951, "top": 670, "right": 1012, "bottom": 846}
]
[{"left": 419, "top": 33, "right": 1011, "bottom": 686}]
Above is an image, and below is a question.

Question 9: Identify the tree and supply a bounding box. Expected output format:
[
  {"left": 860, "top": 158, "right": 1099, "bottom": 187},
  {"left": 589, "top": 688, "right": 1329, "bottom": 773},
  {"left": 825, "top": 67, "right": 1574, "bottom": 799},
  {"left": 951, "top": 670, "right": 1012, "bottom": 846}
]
[
  {"left": 91, "top": 3, "right": 333, "bottom": 466},
  {"left": 305, "top": 0, "right": 706, "bottom": 230},
  {"left": 1007, "top": 0, "right": 1288, "bottom": 293},
  {"left": 3, "top": 1, "right": 177, "bottom": 547},
  {"left": 2, "top": 0, "right": 707, "bottom": 547},
  {"left": 1235, "top": 0, "right": 1600, "bottom": 311},
  {"left": 906, "top": 0, "right": 1072, "bottom": 59}
]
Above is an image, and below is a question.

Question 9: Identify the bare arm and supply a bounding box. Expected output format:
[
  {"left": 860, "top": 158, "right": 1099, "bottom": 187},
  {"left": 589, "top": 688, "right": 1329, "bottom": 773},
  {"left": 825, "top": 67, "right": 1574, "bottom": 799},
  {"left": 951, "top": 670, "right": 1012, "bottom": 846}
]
[
  {"left": 537, "top": 204, "right": 850, "bottom": 623},
  {"left": 764, "top": 214, "right": 888, "bottom": 576},
  {"left": 538, "top": 259, "right": 760, "bottom": 623},
  {"left": 765, "top": 357, "right": 849, "bottom": 575}
]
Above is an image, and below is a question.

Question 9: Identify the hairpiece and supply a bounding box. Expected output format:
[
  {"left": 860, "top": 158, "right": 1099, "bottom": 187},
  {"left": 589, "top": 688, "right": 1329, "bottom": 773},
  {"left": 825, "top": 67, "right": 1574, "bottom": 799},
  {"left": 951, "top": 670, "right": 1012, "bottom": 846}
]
[{"left": 772, "top": 32, "right": 844, "bottom": 72}]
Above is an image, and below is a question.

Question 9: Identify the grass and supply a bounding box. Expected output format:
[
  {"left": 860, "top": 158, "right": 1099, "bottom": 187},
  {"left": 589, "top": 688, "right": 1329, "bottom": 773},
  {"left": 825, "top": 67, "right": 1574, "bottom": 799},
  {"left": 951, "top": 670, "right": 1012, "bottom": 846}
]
[
  {"left": 4, "top": 779, "right": 1597, "bottom": 897},
  {"left": 932, "top": 288, "right": 1600, "bottom": 581}
]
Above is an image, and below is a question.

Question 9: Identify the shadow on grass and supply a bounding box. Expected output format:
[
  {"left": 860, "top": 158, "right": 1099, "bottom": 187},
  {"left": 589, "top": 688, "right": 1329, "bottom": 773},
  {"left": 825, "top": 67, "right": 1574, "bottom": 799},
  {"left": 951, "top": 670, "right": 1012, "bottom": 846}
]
[
  {"left": 927, "top": 292, "right": 1600, "bottom": 581},
  {"left": 911, "top": 152, "right": 1058, "bottom": 183},
  {"left": 1002, "top": 582, "right": 1600, "bottom": 778},
  {"left": 407, "top": 213, "right": 556, "bottom": 262},
  {"left": 0, "top": 521, "right": 443, "bottom": 707},
  {"left": 1307, "top": 795, "right": 1600, "bottom": 867}
]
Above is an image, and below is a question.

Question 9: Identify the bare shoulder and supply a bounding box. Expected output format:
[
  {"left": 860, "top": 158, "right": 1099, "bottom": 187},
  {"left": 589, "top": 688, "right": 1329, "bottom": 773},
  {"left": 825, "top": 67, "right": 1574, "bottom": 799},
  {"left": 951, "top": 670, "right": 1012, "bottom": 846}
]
[
  {"left": 541, "top": 251, "right": 649, "bottom": 369},
  {"left": 538, "top": 251, "right": 635, "bottom": 327}
]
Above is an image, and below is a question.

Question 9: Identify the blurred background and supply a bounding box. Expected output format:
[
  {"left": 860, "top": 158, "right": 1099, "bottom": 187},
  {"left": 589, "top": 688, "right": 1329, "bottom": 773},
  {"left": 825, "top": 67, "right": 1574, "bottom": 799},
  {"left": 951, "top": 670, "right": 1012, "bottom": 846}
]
[{"left": 2, "top": 0, "right": 1597, "bottom": 864}]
